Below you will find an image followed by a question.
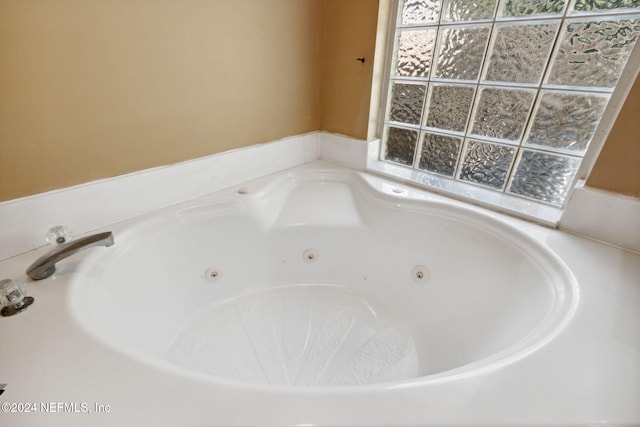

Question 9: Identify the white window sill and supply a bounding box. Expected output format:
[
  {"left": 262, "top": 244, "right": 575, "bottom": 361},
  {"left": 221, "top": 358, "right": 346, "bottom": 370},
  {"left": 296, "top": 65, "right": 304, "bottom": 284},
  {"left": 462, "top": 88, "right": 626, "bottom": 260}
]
[{"left": 364, "top": 140, "right": 563, "bottom": 227}]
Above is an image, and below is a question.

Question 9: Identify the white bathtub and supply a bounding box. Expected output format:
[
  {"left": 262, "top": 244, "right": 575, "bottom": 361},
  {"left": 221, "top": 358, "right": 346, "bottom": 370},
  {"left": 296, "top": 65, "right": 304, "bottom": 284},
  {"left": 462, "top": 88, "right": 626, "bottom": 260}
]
[
  {"left": 1, "top": 161, "right": 639, "bottom": 427},
  {"left": 70, "top": 166, "right": 577, "bottom": 389}
]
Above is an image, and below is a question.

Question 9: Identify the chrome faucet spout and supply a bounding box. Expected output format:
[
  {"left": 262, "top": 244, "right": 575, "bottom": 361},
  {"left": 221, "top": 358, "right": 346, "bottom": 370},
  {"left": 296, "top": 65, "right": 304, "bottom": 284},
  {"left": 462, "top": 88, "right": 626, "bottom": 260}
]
[{"left": 26, "top": 232, "right": 114, "bottom": 280}]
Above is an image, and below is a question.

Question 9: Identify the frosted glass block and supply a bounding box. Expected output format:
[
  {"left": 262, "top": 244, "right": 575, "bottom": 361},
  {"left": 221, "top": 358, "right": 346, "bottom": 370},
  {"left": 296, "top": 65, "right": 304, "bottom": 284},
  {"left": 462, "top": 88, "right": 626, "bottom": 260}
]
[
  {"left": 419, "top": 133, "right": 463, "bottom": 176},
  {"left": 547, "top": 18, "right": 640, "bottom": 88},
  {"left": 384, "top": 127, "right": 419, "bottom": 166},
  {"left": 434, "top": 25, "right": 491, "bottom": 80},
  {"left": 571, "top": 0, "right": 640, "bottom": 14},
  {"left": 500, "top": 0, "right": 566, "bottom": 16},
  {"left": 396, "top": 29, "right": 438, "bottom": 77},
  {"left": 525, "top": 91, "right": 609, "bottom": 153},
  {"left": 389, "top": 83, "right": 427, "bottom": 125},
  {"left": 426, "top": 84, "right": 475, "bottom": 132},
  {"left": 508, "top": 150, "right": 580, "bottom": 205},
  {"left": 442, "top": 0, "right": 498, "bottom": 21},
  {"left": 484, "top": 22, "right": 559, "bottom": 84},
  {"left": 400, "top": 0, "right": 441, "bottom": 25},
  {"left": 459, "top": 140, "right": 516, "bottom": 189},
  {"left": 471, "top": 88, "right": 535, "bottom": 141},
  {"left": 425, "top": 84, "right": 475, "bottom": 132}
]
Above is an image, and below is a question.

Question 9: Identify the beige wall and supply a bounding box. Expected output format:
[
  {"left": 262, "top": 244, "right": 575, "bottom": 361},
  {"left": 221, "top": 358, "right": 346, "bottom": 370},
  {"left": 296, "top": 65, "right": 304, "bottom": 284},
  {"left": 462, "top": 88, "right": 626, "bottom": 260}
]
[
  {"left": 587, "top": 73, "right": 640, "bottom": 198},
  {"left": 1, "top": 0, "right": 637, "bottom": 202},
  {"left": 0, "top": 0, "right": 322, "bottom": 201},
  {"left": 321, "top": 0, "right": 378, "bottom": 139}
]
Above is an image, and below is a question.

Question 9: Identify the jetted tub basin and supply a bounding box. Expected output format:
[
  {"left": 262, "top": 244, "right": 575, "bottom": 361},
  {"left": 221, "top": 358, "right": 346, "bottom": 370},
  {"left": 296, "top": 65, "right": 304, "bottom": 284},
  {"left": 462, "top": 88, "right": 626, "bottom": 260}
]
[{"left": 69, "top": 166, "right": 578, "bottom": 388}]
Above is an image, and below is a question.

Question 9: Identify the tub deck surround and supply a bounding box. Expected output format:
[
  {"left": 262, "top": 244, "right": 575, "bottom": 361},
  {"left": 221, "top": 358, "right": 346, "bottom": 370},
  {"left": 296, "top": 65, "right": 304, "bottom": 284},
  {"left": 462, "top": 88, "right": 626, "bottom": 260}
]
[
  {"left": 68, "top": 167, "right": 578, "bottom": 388},
  {"left": 0, "top": 162, "right": 639, "bottom": 427}
]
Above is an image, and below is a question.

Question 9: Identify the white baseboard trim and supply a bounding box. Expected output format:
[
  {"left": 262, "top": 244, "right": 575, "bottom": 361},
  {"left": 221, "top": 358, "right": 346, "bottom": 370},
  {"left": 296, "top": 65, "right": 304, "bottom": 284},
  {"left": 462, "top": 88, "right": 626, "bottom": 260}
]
[
  {"left": 559, "top": 180, "right": 640, "bottom": 254},
  {"left": 318, "top": 132, "right": 370, "bottom": 170},
  {"left": 0, "top": 132, "right": 320, "bottom": 260}
]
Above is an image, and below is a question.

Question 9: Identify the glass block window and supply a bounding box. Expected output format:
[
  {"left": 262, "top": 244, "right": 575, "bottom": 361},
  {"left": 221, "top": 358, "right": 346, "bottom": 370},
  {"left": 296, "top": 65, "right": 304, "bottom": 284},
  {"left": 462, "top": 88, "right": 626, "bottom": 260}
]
[{"left": 381, "top": 0, "right": 640, "bottom": 208}]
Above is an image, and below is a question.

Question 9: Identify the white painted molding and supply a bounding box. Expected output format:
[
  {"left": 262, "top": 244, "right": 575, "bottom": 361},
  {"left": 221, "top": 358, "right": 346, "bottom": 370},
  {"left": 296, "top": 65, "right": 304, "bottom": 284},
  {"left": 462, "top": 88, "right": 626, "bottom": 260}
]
[
  {"left": 0, "top": 133, "right": 320, "bottom": 260},
  {"left": 559, "top": 180, "right": 640, "bottom": 254}
]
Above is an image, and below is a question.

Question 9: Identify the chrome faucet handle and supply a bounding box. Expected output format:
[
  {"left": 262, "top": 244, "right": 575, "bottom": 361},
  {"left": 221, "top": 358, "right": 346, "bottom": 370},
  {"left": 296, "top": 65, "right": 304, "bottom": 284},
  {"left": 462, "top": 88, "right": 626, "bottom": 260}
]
[
  {"left": 26, "top": 232, "right": 114, "bottom": 280},
  {"left": 0, "top": 279, "right": 35, "bottom": 317}
]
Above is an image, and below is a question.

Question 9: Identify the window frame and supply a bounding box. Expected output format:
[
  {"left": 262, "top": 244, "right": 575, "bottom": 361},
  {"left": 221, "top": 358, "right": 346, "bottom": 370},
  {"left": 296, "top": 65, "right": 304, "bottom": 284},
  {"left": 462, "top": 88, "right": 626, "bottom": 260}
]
[{"left": 368, "top": 0, "right": 640, "bottom": 225}]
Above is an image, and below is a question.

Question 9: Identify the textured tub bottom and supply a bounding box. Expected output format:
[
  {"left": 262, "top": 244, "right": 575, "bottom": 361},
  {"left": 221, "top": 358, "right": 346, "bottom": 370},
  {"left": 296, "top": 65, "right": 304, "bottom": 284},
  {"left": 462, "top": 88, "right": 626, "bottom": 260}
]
[{"left": 167, "top": 284, "right": 419, "bottom": 386}]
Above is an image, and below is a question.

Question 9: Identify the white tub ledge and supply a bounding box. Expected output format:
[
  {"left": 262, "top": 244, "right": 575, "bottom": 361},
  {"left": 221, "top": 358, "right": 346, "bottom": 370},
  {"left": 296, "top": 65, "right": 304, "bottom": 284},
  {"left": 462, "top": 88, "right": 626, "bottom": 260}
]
[{"left": 0, "top": 136, "right": 639, "bottom": 427}]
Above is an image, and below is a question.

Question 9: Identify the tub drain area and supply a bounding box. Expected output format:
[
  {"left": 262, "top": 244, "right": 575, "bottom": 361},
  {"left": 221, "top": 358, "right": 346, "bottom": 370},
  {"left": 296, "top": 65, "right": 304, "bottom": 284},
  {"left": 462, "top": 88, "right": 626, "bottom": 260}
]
[{"left": 167, "top": 284, "right": 418, "bottom": 387}]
